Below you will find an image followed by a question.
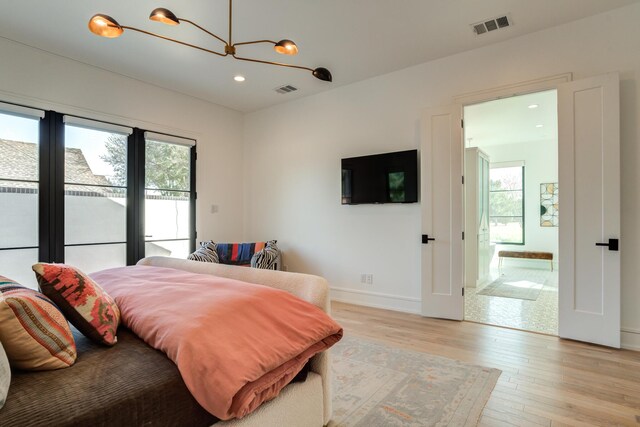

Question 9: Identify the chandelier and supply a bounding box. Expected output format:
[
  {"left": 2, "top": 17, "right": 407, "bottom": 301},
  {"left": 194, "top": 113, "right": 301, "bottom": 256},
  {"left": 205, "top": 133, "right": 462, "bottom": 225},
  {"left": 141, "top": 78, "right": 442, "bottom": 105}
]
[{"left": 88, "top": 1, "right": 332, "bottom": 82}]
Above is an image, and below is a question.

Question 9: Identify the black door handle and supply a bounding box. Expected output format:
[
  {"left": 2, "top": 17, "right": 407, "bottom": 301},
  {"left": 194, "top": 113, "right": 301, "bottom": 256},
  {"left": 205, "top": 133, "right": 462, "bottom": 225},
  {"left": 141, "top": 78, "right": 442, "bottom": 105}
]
[
  {"left": 422, "top": 234, "right": 436, "bottom": 244},
  {"left": 595, "top": 238, "right": 619, "bottom": 251}
]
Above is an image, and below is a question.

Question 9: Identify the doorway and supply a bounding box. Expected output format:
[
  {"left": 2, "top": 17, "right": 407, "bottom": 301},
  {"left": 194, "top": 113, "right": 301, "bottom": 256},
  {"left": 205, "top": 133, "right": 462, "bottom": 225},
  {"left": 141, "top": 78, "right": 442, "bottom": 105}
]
[
  {"left": 421, "top": 73, "right": 621, "bottom": 347},
  {"left": 462, "top": 90, "right": 559, "bottom": 335}
]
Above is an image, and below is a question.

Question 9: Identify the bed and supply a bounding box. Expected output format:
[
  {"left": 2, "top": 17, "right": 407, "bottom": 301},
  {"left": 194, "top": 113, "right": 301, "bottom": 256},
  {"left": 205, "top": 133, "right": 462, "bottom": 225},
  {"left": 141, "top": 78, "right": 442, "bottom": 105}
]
[{"left": 0, "top": 256, "right": 335, "bottom": 427}]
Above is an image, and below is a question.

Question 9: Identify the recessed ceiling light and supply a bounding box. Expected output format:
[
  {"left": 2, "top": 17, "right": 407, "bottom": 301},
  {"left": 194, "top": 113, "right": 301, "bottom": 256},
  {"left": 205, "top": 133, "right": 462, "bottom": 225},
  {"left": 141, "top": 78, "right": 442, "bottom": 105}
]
[
  {"left": 536, "top": 124, "right": 544, "bottom": 128},
  {"left": 528, "top": 104, "right": 539, "bottom": 109},
  {"left": 234, "top": 75, "right": 246, "bottom": 82}
]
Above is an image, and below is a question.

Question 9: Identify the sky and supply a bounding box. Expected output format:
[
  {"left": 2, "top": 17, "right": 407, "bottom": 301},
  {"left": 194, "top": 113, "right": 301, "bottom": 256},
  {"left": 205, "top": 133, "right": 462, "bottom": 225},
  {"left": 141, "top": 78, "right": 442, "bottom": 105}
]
[{"left": 0, "top": 112, "right": 125, "bottom": 179}]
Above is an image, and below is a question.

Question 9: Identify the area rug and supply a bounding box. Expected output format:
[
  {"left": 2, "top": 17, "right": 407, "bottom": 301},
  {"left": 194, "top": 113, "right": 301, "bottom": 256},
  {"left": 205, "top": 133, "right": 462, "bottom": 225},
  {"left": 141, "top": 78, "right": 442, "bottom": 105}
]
[
  {"left": 330, "top": 336, "right": 501, "bottom": 426},
  {"left": 477, "top": 270, "right": 549, "bottom": 301}
]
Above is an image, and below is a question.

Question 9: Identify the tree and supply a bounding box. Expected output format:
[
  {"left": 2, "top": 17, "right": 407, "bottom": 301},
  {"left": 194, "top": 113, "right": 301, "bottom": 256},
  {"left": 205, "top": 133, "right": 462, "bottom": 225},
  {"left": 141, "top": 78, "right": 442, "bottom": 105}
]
[
  {"left": 489, "top": 178, "right": 522, "bottom": 219},
  {"left": 101, "top": 135, "right": 127, "bottom": 186},
  {"left": 101, "top": 135, "right": 190, "bottom": 195}
]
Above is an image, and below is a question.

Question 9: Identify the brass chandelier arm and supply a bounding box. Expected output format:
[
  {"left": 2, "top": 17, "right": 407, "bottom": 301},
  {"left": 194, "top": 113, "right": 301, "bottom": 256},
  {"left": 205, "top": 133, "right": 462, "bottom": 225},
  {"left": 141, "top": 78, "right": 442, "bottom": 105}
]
[
  {"left": 228, "top": 0, "right": 233, "bottom": 46},
  {"left": 232, "top": 54, "right": 314, "bottom": 73},
  {"left": 121, "top": 26, "right": 228, "bottom": 57},
  {"left": 232, "top": 40, "right": 277, "bottom": 48},
  {"left": 88, "top": 0, "right": 331, "bottom": 82},
  {"left": 178, "top": 19, "right": 228, "bottom": 46}
]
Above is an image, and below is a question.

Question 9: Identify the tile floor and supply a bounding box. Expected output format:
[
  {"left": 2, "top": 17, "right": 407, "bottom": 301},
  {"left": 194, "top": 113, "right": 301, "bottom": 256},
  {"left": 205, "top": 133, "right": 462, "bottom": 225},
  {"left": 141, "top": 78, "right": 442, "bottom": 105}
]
[{"left": 464, "top": 263, "right": 558, "bottom": 335}]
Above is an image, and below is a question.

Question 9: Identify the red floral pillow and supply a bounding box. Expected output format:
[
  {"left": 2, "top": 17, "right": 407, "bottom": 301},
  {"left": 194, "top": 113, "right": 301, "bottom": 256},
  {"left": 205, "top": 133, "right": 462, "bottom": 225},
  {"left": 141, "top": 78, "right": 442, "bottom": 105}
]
[{"left": 33, "top": 263, "right": 120, "bottom": 346}]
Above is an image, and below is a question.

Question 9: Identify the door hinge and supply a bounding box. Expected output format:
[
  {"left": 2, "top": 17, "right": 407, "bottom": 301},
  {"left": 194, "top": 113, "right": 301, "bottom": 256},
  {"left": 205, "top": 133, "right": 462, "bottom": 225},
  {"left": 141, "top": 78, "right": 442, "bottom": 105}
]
[
  {"left": 462, "top": 231, "right": 465, "bottom": 240},
  {"left": 462, "top": 176, "right": 464, "bottom": 184},
  {"left": 194, "top": 192, "right": 198, "bottom": 200},
  {"left": 194, "top": 152, "right": 198, "bottom": 161},
  {"left": 461, "top": 119, "right": 464, "bottom": 128},
  {"left": 462, "top": 288, "right": 465, "bottom": 296}
]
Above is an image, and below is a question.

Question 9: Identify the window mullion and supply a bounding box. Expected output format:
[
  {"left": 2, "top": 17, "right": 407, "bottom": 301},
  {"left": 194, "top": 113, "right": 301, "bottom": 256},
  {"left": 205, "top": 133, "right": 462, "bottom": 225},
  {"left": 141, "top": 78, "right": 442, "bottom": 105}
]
[
  {"left": 190, "top": 145, "right": 197, "bottom": 252},
  {"left": 53, "top": 113, "right": 66, "bottom": 263},
  {"left": 127, "top": 128, "right": 146, "bottom": 265},
  {"left": 38, "top": 112, "right": 52, "bottom": 263},
  {"left": 38, "top": 111, "right": 65, "bottom": 263}
]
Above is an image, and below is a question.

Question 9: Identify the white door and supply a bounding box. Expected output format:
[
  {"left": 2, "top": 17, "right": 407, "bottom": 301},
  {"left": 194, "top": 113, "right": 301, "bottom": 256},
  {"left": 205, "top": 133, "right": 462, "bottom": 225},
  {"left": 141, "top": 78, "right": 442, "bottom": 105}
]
[
  {"left": 420, "top": 105, "right": 464, "bottom": 319},
  {"left": 558, "top": 73, "right": 621, "bottom": 348}
]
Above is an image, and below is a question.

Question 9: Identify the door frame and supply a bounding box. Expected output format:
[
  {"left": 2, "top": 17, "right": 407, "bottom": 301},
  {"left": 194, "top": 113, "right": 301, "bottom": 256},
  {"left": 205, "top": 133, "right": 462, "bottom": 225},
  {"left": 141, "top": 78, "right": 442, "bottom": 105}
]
[{"left": 451, "top": 73, "right": 573, "bottom": 327}]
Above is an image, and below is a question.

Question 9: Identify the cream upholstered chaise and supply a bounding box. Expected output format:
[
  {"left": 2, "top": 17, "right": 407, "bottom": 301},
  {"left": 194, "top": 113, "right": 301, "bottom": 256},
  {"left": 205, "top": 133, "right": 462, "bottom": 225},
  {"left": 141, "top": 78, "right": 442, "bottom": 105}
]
[{"left": 136, "top": 256, "right": 333, "bottom": 427}]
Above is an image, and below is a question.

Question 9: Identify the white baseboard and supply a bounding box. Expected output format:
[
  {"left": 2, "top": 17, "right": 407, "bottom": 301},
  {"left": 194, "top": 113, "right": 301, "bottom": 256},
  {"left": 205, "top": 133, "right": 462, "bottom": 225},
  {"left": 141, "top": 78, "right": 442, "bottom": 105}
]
[
  {"left": 330, "top": 286, "right": 421, "bottom": 314},
  {"left": 621, "top": 328, "right": 640, "bottom": 351},
  {"left": 331, "top": 289, "right": 640, "bottom": 352}
]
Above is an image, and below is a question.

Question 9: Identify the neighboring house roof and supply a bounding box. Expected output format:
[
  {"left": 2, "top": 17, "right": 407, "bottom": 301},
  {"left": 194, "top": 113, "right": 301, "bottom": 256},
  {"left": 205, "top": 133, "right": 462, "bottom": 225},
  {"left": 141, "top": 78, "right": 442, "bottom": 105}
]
[{"left": 0, "top": 139, "right": 116, "bottom": 195}]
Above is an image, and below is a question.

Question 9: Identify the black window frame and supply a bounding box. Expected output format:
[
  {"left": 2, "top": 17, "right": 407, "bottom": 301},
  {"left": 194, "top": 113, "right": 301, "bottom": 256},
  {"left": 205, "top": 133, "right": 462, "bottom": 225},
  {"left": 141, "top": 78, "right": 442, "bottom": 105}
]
[
  {"left": 0, "top": 107, "right": 48, "bottom": 267},
  {"left": 141, "top": 133, "right": 197, "bottom": 261},
  {"left": 489, "top": 164, "right": 525, "bottom": 245},
  {"left": 1, "top": 104, "right": 196, "bottom": 269}
]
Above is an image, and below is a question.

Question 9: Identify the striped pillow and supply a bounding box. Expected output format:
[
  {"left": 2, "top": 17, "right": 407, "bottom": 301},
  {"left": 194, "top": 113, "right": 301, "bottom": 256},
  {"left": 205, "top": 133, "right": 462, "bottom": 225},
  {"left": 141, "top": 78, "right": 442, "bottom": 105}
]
[
  {"left": 188, "top": 240, "right": 220, "bottom": 263},
  {"left": 33, "top": 263, "right": 120, "bottom": 346},
  {"left": 0, "top": 276, "right": 77, "bottom": 370},
  {"left": 251, "top": 240, "right": 280, "bottom": 270}
]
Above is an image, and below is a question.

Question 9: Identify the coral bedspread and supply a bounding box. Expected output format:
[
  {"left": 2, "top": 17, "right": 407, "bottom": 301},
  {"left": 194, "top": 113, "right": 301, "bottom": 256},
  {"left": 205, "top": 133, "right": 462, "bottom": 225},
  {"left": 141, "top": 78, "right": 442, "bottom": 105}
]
[{"left": 91, "top": 265, "right": 343, "bottom": 420}]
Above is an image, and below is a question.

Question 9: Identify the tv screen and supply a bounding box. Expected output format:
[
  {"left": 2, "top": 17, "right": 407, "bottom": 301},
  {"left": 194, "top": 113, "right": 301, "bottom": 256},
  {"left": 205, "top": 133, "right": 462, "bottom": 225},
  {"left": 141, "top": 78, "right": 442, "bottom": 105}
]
[{"left": 341, "top": 149, "right": 418, "bottom": 204}]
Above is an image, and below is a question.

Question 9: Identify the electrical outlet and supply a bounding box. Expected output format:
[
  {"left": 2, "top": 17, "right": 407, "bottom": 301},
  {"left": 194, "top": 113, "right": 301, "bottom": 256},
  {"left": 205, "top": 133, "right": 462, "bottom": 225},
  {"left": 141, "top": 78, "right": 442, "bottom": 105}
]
[
  {"left": 360, "top": 274, "right": 367, "bottom": 283},
  {"left": 366, "top": 274, "right": 373, "bottom": 285}
]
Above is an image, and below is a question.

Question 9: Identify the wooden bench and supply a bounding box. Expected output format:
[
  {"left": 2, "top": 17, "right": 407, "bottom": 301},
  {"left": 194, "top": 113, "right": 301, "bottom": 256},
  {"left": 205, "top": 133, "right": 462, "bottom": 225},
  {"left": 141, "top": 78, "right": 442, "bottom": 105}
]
[{"left": 498, "top": 250, "right": 554, "bottom": 271}]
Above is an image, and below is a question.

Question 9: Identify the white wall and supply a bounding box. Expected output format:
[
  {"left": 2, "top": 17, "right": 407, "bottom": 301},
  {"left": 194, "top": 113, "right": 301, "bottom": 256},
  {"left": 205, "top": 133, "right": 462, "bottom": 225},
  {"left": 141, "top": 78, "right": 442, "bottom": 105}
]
[
  {"left": 480, "top": 140, "right": 559, "bottom": 268},
  {"left": 243, "top": 3, "right": 640, "bottom": 348},
  {"left": 0, "top": 37, "right": 245, "bottom": 245}
]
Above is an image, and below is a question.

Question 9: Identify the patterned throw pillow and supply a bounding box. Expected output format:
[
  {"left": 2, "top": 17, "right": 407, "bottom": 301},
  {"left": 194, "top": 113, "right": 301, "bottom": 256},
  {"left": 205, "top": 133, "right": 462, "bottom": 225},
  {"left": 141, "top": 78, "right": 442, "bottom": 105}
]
[
  {"left": 251, "top": 240, "right": 281, "bottom": 270},
  {"left": 33, "top": 263, "right": 120, "bottom": 346},
  {"left": 0, "top": 276, "right": 77, "bottom": 370},
  {"left": 188, "top": 240, "right": 220, "bottom": 263},
  {"left": 217, "top": 242, "right": 266, "bottom": 265}
]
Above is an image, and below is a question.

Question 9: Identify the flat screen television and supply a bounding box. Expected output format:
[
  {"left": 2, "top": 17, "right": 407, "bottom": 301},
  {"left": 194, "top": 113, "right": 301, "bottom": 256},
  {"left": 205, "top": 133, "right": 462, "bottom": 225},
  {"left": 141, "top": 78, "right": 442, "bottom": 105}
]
[{"left": 341, "top": 149, "right": 418, "bottom": 204}]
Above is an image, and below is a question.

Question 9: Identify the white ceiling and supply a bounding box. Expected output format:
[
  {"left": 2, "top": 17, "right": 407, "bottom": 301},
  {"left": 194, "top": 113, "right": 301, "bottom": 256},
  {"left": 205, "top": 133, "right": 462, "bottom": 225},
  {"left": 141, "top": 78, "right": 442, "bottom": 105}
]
[
  {"left": 464, "top": 90, "right": 558, "bottom": 148},
  {"left": 0, "top": 0, "right": 638, "bottom": 112}
]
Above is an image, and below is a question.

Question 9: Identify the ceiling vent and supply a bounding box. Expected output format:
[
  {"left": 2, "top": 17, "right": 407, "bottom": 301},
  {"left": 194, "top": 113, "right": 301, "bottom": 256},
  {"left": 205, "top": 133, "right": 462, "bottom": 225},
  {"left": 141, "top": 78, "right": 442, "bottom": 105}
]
[
  {"left": 471, "top": 15, "right": 511, "bottom": 35},
  {"left": 274, "top": 85, "right": 298, "bottom": 94}
]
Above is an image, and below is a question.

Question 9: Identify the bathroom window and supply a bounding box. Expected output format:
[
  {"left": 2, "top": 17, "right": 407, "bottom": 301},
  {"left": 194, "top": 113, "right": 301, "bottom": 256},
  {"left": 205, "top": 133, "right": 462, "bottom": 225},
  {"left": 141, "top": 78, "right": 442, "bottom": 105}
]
[{"left": 489, "top": 164, "right": 524, "bottom": 245}]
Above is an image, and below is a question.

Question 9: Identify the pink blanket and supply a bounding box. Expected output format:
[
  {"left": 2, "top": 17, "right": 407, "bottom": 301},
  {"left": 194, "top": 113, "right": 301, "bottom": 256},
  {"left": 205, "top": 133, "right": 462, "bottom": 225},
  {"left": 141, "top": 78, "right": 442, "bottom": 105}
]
[{"left": 91, "top": 265, "right": 342, "bottom": 420}]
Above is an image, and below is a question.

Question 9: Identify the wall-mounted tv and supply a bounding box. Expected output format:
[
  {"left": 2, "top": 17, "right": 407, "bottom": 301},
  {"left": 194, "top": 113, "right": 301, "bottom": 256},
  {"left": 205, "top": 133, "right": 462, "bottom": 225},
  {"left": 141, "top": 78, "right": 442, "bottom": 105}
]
[{"left": 341, "top": 149, "right": 418, "bottom": 205}]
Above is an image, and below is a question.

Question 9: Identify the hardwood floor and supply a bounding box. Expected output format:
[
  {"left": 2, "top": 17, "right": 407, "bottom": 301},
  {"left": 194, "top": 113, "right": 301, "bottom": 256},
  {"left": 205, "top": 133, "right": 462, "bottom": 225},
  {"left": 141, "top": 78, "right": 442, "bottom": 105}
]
[{"left": 332, "top": 301, "right": 640, "bottom": 427}]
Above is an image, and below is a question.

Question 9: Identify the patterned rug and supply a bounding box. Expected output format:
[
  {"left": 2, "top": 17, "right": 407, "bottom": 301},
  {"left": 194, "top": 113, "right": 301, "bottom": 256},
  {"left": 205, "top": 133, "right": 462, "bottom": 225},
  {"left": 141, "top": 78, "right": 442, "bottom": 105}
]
[
  {"left": 477, "top": 269, "right": 549, "bottom": 301},
  {"left": 330, "top": 336, "right": 501, "bottom": 426}
]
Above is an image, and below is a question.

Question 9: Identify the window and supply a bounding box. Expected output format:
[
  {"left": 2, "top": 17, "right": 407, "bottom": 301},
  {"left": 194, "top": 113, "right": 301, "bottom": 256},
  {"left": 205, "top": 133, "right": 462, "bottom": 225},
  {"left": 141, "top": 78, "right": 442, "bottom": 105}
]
[
  {"left": 0, "top": 100, "right": 196, "bottom": 277},
  {"left": 143, "top": 133, "right": 195, "bottom": 259},
  {"left": 63, "top": 117, "right": 132, "bottom": 273},
  {"left": 0, "top": 105, "right": 43, "bottom": 288},
  {"left": 489, "top": 164, "right": 524, "bottom": 245}
]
